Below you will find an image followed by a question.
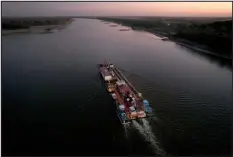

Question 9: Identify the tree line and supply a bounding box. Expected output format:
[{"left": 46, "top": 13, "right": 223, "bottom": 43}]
[
  {"left": 98, "top": 17, "right": 232, "bottom": 57},
  {"left": 2, "top": 17, "right": 72, "bottom": 30}
]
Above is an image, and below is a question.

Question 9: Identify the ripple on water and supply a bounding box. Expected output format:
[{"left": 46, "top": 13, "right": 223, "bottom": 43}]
[{"left": 119, "top": 69, "right": 231, "bottom": 155}]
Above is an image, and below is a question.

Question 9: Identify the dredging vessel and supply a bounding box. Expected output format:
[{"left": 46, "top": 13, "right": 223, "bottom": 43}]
[{"left": 98, "top": 61, "right": 152, "bottom": 124}]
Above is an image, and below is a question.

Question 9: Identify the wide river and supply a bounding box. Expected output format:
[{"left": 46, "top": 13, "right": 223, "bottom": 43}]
[{"left": 2, "top": 18, "right": 232, "bottom": 156}]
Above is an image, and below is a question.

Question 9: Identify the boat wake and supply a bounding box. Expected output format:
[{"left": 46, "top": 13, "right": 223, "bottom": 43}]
[
  {"left": 149, "top": 110, "right": 160, "bottom": 123},
  {"left": 132, "top": 119, "right": 166, "bottom": 156},
  {"left": 123, "top": 123, "right": 130, "bottom": 139}
]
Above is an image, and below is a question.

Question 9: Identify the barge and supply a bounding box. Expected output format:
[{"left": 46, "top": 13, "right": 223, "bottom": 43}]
[{"left": 98, "top": 61, "right": 152, "bottom": 124}]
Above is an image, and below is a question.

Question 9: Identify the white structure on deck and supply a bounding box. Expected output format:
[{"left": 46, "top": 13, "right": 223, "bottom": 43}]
[
  {"left": 109, "top": 64, "right": 114, "bottom": 68},
  {"left": 116, "top": 80, "right": 126, "bottom": 86},
  {"left": 102, "top": 69, "right": 112, "bottom": 81},
  {"left": 129, "top": 106, "right": 136, "bottom": 112},
  {"left": 119, "top": 105, "right": 125, "bottom": 110},
  {"left": 111, "top": 93, "right": 117, "bottom": 99}
]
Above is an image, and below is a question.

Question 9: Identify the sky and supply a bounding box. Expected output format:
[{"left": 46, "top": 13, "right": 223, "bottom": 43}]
[{"left": 2, "top": 2, "right": 232, "bottom": 17}]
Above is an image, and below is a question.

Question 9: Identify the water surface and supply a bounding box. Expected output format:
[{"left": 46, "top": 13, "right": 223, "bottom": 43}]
[{"left": 2, "top": 18, "right": 232, "bottom": 156}]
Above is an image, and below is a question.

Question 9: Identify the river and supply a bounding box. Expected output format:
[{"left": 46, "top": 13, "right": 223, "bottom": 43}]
[{"left": 2, "top": 18, "right": 232, "bottom": 156}]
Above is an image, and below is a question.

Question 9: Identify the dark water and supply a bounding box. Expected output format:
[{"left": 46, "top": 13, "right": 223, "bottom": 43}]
[{"left": 2, "top": 18, "right": 232, "bottom": 156}]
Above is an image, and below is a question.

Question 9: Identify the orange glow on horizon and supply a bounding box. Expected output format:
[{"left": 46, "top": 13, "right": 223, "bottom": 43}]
[
  {"left": 2, "top": 2, "right": 232, "bottom": 17},
  {"left": 65, "top": 2, "right": 232, "bottom": 17}
]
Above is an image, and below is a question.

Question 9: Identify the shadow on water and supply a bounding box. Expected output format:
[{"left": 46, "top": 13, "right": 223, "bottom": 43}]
[
  {"left": 123, "top": 124, "right": 130, "bottom": 140},
  {"left": 175, "top": 43, "right": 232, "bottom": 71}
]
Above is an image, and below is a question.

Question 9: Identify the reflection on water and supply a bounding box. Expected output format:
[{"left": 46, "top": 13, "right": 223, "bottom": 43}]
[{"left": 175, "top": 43, "right": 232, "bottom": 71}]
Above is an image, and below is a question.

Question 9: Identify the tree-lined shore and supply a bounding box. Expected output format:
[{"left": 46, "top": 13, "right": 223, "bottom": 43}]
[
  {"left": 2, "top": 16, "right": 232, "bottom": 59},
  {"left": 2, "top": 17, "right": 73, "bottom": 30},
  {"left": 97, "top": 17, "right": 232, "bottom": 58}
]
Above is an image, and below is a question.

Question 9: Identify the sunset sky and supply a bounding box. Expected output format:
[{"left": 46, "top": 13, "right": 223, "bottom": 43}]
[{"left": 2, "top": 2, "right": 232, "bottom": 17}]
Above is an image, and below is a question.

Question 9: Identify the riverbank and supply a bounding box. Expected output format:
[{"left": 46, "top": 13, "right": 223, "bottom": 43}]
[
  {"left": 2, "top": 29, "right": 30, "bottom": 36},
  {"left": 173, "top": 39, "right": 232, "bottom": 60},
  {"left": 99, "top": 18, "right": 232, "bottom": 60},
  {"left": 2, "top": 17, "right": 74, "bottom": 36},
  {"left": 2, "top": 25, "right": 58, "bottom": 36},
  {"left": 148, "top": 31, "right": 232, "bottom": 60},
  {"left": 150, "top": 31, "right": 231, "bottom": 60}
]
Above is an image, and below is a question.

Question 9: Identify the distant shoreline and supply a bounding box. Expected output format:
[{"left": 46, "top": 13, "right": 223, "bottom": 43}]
[
  {"left": 147, "top": 30, "right": 231, "bottom": 60},
  {"left": 99, "top": 19, "right": 232, "bottom": 60},
  {"left": 147, "top": 30, "right": 232, "bottom": 60},
  {"left": 2, "top": 29, "right": 30, "bottom": 36},
  {"left": 2, "top": 17, "right": 74, "bottom": 36},
  {"left": 2, "top": 25, "right": 63, "bottom": 36}
]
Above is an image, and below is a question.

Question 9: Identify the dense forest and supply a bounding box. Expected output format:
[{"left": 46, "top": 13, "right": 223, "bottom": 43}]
[
  {"left": 98, "top": 17, "right": 232, "bottom": 57},
  {"left": 2, "top": 17, "right": 73, "bottom": 30},
  {"left": 173, "top": 20, "right": 232, "bottom": 56},
  {"left": 99, "top": 18, "right": 165, "bottom": 29}
]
